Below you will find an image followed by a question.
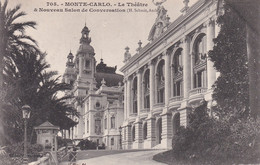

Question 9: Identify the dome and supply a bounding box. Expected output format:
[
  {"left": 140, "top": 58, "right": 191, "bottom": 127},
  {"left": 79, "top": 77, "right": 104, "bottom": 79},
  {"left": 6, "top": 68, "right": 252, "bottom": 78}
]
[{"left": 77, "top": 44, "right": 95, "bottom": 55}]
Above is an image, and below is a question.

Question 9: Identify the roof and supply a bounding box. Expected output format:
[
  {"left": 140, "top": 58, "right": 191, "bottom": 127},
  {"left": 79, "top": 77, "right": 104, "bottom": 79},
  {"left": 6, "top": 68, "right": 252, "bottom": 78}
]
[
  {"left": 95, "top": 72, "right": 123, "bottom": 88},
  {"left": 34, "top": 121, "right": 60, "bottom": 130}
]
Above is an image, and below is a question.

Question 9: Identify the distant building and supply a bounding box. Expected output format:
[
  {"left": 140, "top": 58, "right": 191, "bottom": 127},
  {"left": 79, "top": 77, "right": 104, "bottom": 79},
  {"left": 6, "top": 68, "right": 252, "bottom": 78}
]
[
  {"left": 62, "top": 25, "right": 124, "bottom": 149},
  {"left": 63, "top": 0, "right": 223, "bottom": 150},
  {"left": 120, "top": 0, "right": 221, "bottom": 149}
]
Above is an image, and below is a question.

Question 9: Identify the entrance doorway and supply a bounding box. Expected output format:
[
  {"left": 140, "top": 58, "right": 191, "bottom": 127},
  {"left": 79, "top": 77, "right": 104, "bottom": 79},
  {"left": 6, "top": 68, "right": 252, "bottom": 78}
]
[{"left": 156, "top": 118, "right": 162, "bottom": 144}]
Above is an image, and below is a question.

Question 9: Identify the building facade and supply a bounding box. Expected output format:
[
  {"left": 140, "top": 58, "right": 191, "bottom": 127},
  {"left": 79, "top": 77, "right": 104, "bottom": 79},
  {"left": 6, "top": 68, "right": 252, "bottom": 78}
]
[
  {"left": 62, "top": 26, "right": 124, "bottom": 149},
  {"left": 120, "top": 0, "right": 221, "bottom": 149}
]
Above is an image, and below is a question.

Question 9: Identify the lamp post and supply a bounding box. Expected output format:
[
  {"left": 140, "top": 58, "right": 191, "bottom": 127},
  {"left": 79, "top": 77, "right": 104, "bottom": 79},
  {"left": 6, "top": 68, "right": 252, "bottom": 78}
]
[
  {"left": 119, "top": 126, "right": 122, "bottom": 149},
  {"left": 22, "top": 105, "right": 31, "bottom": 165}
]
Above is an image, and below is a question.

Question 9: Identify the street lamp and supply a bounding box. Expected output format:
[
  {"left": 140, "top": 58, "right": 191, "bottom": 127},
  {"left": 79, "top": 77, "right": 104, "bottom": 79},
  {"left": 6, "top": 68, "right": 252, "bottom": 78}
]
[
  {"left": 22, "top": 105, "right": 31, "bottom": 165},
  {"left": 119, "top": 126, "right": 122, "bottom": 149}
]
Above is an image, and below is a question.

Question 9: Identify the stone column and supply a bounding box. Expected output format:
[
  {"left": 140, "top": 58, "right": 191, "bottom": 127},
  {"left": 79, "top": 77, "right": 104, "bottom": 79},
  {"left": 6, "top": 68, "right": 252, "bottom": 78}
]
[
  {"left": 149, "top": 60, "right": 155, "bottom": 110},
  {"left": 127, "top": 77, "right": 132, "bottom": 116},
  {"left": 144, "top": 117, "right": 156, "bottom": 148},
  {"left": 125, "top": 125, "right": 132, "bottom": 149},
  {"left": 182, "top": 36, "right": 191, "bottom": 99},
  {"left": 133, "top": 120, "right": 143, "bottom": 149},
  {"left": 161, "top": 112, "right": 172, "bottom": 149},
  {"left": 164, "top": 51, "right": 171, "bottom": 106},
  {"left": 124, "top": 78, "right": 128, "bottom": 120},
  {"left": 137, "top": 70, "right": 142, "bottom": 115},
  {"left": 207, "top": 18, "right": 216, "bottom": 89}
]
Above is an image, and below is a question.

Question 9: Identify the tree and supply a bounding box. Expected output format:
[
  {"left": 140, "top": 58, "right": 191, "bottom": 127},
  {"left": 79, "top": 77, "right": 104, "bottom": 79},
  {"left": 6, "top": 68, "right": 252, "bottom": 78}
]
[
  {"left": 208, "top": 2, "right": 249, "bottom": 119},
  {"left": 0, "top": 0, "right": 38, "bottom": 88},
  {"left": 2, "top": 48, "right": 78, "bottom": 144}
]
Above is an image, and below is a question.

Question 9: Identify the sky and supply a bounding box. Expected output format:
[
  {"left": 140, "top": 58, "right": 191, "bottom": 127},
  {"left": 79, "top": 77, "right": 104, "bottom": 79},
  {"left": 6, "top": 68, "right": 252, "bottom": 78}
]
[{"left": 6, "top": 0, "right": 197, "bottom": 76}]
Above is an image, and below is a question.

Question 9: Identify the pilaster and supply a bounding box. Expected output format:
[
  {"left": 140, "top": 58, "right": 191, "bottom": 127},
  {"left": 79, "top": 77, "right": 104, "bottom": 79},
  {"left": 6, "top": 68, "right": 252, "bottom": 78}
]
[
  {"left": 137, "top": 70, "right": 142, "bottom": 115},
  {"left": 206, "top": 18, "right": 216, "bottom": 90},
  {"left": 127, "top": 77, "right": 132, "bottom": 117},
  {"left": 182, "top": 36, "right": 191, "bottom": 99},
  {"left": 123, "top": 125, "right": 132, "bottom": 149},
  {"left": 161, "top": 112, "right": 173, "bottom": 150},
  {"left": 133, "top": 119, "right": 143, "bottom": 149},
  {"left": 144, "top": 116, "right": 156, "bottom": 148},
  {"left": 164, "top": 51, "right": 171, "bottom": 106},
  {"left": 149, "top": 60, "right": 155, "bottom": 110}
]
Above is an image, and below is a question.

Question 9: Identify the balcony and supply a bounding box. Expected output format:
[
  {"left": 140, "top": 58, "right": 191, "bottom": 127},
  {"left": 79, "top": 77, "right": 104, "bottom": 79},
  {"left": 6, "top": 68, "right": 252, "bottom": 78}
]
[
  {"left": 140, "top": 108, "right": 150, "bottom": 114},
  {"left": 129, "top": 113, "right": 137, "bottom": 122},
  {"left": 169, "top": 96, "right": 183, "bottom": 108},
  {"left": 152, "top": 103, "right": 164, "bottom": 114},
  {"left": 189, "top": 87, "right": 208, "bottom": 104}
]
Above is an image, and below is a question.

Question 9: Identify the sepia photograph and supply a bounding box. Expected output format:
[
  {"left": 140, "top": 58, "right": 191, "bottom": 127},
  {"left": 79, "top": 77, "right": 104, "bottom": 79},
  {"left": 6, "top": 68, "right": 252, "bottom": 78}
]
[{"left": 0, "top": 0, "right": 259, "bottom": 164}]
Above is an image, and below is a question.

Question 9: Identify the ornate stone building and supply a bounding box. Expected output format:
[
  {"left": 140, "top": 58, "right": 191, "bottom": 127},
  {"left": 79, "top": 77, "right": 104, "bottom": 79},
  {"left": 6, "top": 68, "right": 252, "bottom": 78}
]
[
  {"left": 120, "top": 0, "right": 221, "bottom": 149},
  {"left": 62, "top": 25, "right": 124, "bottom": 149}
]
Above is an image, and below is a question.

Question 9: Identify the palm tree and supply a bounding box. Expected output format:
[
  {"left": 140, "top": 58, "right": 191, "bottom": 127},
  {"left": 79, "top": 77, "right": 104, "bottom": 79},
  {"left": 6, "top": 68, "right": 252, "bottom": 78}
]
[
  {"left": 3, "top": 48, "right": 78, "bottom": 144},
  {"left": 0, "top": 0, "right": 38, "bottom": 88}
]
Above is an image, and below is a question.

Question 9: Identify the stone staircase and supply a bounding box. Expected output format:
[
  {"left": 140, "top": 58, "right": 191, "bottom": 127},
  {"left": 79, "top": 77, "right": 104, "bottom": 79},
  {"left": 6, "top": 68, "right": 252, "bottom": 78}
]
[{"left": 152, "top": 143, "right": 165, "bottom": 149}]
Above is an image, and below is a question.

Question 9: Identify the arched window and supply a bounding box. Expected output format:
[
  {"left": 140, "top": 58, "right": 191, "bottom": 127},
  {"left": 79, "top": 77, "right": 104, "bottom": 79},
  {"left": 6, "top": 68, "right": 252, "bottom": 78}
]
[
  {"left": 156, "top": 60, "right": 165, "bottom": 103},
  {"left": 194, "top": 35, "right": 207, "bottom": 64},
  {"left": 132, "top": 77, "right": 138, "bottom": 113},
  {"left": 143, "top": 70, "right": 150, "bottom": 109},
  {"left": 143, "top": 122, "right": 147, "bottom": 140},
  {"left": 173, "top": 49, "right": 182, "bottom": 73},
  {"left": 193, "top": 34, "right": 207, "bottom": 89},
  {"left": 172, "top": 49, "right": 183, "bottom": 97}
]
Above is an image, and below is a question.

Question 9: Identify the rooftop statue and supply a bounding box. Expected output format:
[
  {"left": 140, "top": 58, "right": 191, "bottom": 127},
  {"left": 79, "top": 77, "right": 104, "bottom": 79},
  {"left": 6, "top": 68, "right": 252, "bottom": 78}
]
[{"left": 148, "top": 0, "right": 170, "bottom": 41}]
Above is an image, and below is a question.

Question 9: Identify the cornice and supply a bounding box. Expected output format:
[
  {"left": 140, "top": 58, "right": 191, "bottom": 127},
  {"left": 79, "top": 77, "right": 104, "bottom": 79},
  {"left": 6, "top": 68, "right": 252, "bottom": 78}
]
[{"left": 120, "top": 0, "right": 214, "bottom": 73}]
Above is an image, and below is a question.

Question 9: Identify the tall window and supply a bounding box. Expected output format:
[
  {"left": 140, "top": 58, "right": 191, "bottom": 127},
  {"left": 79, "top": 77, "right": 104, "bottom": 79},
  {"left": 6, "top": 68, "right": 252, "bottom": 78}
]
[
  {"left": 143, "top": 123, "right": 147, "bottom": 140},
  {"left": 157, "top": 60, "right": 165, "bottom": 103},
  {"left": 85, "top": 59, "right": 90, "bottom": 69},
  {"left": 111, "top": 116, "right": 115, "bottom": 129},
  {"left": 95, "top": 119, "right": 101, "bottom": 135},
  {"left": 173, "top": 49, "right": 182, "bottom": 73},
  {"left": 87, "top": 120, "right": 89, "bottom": 133},
  {"left": 193, "top": 34, "right": 207, "bottom": 89},
  {"left": 195, "top": 35, "right": 206, "bottom": 64},
  {"left": 172, "top": 49, "right": 183, "bottom": 97},
  {"left": 132, "top": 77, "right": 138, "bottom": 113},
  {"left": 132, "top": 126, "right": 135, "bottom": 141},
  {"left": 104, "top": 118, "right": 107, "bottom": 129},
  {"left": 143, "top": 70, "right": 150, "bottom": 109}
]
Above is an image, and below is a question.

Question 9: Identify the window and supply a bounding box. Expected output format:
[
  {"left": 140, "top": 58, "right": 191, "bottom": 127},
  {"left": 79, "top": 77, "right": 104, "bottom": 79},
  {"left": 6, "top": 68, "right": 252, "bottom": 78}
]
[
  {"left": 96, "top": 102, "right": 100, "bottom": 108},
  {"left": 111, "top": 116, "right": 115, "bottom": 129},
  {"left": 111, "top": 138, "right": 114, "bottom": 145},
  {"left": 132, "top": 77, "right": 138, "bottom": 113},
  {"left": 143, "top": 123, "right": 147, "bottom": 140},
  {"left": 157, "top": 60, "right": 165, "bottom": 103},
  {"left": 173, "top": 81, "right": 182, "bottom": 96},
  {"left": 143, "top": 70, "right": 150, "bottom": 109},
  {"left": 85, "top": 60, "right": 90, "bottom": 69},
  {"left": 95, "top": 119, "right": 101, "bottom": 134},
  {"left": 104, "top": 118, "right": 107, "bottom": 129},
  {"left": 195, "top": 35, "right": 206, "bottom": 64},
  {"left": 132, "top": 126, "right": 135, "bottom": 141},
  {"left": 173, "top": 49, "right": 182, "bottom": 73},
  {"left": 87, "top": 120, "right": 89, "bottom": 133},
  {"left": 70, "top": 80, "right": 74, "bottom": 85}
]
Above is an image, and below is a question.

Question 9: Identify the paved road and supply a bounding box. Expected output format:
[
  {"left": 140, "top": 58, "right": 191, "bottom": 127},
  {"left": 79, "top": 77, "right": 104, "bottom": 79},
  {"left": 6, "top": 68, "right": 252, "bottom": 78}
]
[{"left": 60, "top": 150, "right": 166, "bottom": 165}]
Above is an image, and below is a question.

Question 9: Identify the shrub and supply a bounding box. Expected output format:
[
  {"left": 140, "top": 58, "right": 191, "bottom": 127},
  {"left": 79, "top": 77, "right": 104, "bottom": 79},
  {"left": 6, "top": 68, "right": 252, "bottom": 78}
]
[
  {"left": 6, "top": 142, "right": 43, "bottom": 157},
  {"left": 171, "top": 102, "right": 260, "bottom": 164}
]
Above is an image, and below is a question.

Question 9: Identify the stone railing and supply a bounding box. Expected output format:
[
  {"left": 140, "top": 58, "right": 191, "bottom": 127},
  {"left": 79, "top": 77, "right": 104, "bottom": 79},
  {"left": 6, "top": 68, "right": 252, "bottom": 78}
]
[
  {"left": 169, "top": 96, "right": 183, "bottom": 102},
  {"left": 129, "top": 113, "right": 137, "bottom": 117},
  {"left": 153, "top": 103, "right": 164, "bottom": 109},
  {"left": 57, "top": 147, "right": 67, "bottom": 162},
  {"left": 189, "top": 87, "right": 208, "bottom": 96},
  {"left": 140, "top": 108, "right": 150, "bottom": 113}
]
